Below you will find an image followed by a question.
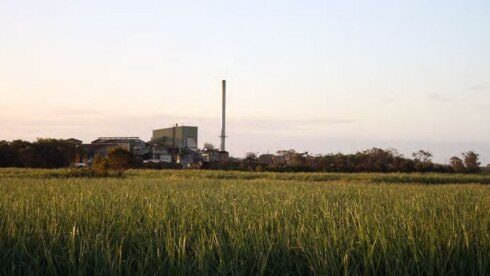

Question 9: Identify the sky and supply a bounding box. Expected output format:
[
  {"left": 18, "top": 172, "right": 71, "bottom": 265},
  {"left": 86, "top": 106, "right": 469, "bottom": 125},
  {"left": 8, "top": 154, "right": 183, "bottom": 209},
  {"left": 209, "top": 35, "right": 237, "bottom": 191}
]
[{"left": 1, "top": 0, "right": 489, "bottom": 164}]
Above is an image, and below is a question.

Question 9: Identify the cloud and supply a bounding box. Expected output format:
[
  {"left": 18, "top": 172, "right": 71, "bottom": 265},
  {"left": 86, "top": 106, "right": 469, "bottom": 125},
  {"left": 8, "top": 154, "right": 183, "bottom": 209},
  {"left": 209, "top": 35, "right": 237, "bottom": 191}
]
[
  {"left": 228, "top": 117, "right": 357, "bottom": 134},
  {"left": 428, "top": 93, "right": 452, "bottom": 102},
  {"left": 47, "top": 107, "right": 106, "bottom": 117},
  {"left": 468, "top": 84, "right": 489, "bottom": 91},
  {"left": 383, "top": 97, "right": 397, "bottom": 104}
]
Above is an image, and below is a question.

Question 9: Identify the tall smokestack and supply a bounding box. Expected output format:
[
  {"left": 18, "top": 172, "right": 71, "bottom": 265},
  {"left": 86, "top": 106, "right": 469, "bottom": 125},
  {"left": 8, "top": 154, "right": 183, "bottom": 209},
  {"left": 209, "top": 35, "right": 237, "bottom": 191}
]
[{"left": 220, "top": 80, "right": 226, "bottom": 152}]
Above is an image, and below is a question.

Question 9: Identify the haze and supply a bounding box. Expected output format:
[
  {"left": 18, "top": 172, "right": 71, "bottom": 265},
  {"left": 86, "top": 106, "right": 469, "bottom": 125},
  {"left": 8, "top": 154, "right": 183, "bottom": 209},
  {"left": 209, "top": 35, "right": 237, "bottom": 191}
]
[{"left": 1, "top": 0, "right": 489, "bottom": 163}]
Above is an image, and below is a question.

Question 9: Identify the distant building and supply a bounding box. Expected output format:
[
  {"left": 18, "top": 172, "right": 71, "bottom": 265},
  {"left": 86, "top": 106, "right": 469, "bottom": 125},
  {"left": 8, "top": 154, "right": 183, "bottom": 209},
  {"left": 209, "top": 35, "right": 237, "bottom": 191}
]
[
  {"left": 150, "top": 126, "right": 198, "bottom": 151},
  {"left": 81, "top": 137, "right": 151, "bottom": 162},
  {"left": 201, "top": 150, "right": 229, "bottom": 162},
  {"left": 151, "top": 144, "right": 172, "bottom": 162},
  {"left": 148, "top": 126, "right": 200, "bottom": 166},
  {"left": 258, "top": 154, "right": 274, "bottom": 164},
  {"left": 201, "top": 150, "right": 220, "bottom": 162},
  {"left": 64, "top": 138, "right": 83, "bottom": 145},
  {"left": 82, "top": 143, "right": 116, "bottom": 159}
]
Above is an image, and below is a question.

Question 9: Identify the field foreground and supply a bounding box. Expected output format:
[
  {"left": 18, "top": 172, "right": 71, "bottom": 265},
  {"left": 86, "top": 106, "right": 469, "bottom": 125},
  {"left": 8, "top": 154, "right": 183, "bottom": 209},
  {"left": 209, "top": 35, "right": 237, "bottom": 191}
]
[{"left": 0, "top": 169, "right": 489, "bottom": 275}]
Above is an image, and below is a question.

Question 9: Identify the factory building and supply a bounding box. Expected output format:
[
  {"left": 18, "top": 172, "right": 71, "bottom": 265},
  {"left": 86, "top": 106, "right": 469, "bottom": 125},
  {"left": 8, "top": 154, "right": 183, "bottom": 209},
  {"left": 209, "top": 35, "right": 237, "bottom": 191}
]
[
  {"left": 149, "top": 126, "right": 198, "bottom": 150},
  {"left": 69, "top": 80, "right": 227, "bottom": 167},
  {"left": 81, "top": 137, "right": 151, "bottom": 163},
  {"left": 147, "top": 125, "right": 198, "bottom": 164}
]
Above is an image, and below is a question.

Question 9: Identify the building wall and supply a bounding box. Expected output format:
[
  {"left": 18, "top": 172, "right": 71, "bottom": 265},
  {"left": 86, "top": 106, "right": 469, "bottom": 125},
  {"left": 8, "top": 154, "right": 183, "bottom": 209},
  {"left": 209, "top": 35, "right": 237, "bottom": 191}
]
[
  {"left": 152, "top": 128, "right": 175, "bottom": 142},
  {"left": 129, "top": 140, "right": 150, "bottom": 156},
  {"left": 152, "top": 126, "right": 198, "bottom": 149},
  {"left": 90, "top": 138, "right": 150, "bottom": 157},
  {"left": 115, "top": 142, "right": 131, "bottom": 151}
]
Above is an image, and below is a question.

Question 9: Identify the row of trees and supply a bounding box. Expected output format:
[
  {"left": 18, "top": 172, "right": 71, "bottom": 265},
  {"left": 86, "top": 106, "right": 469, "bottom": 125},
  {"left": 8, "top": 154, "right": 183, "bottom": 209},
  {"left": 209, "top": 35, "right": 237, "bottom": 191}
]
[
  {"left": 209, "top": 148, "right": 483, "bottom": 173},
  {"left": 0, "top": 139, "right": 81, "bottom": 168}
]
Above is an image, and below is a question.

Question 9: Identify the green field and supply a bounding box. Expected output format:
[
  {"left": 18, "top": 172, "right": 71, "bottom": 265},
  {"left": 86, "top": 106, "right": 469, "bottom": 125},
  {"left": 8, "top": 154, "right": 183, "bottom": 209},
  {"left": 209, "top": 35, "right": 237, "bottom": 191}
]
[{"left": 0, "top": 169, "right": 489, "bottom": 275}]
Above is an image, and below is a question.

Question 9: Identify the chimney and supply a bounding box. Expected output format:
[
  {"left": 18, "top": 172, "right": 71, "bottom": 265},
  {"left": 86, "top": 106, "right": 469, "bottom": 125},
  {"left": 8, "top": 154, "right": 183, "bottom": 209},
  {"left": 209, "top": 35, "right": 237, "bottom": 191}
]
[{"left": 220, "top": 80, "right": 226, "bottom": 152}]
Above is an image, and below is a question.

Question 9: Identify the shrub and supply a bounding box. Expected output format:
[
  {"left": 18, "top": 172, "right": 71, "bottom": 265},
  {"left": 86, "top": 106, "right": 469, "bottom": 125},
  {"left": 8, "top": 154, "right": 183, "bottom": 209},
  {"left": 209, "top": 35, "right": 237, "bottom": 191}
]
[
  {"left": 107, "top": 147, "right": 133, "bottom": 176},
  {"left": 91, "top": 155, "right": 110, "bottom": 176}
]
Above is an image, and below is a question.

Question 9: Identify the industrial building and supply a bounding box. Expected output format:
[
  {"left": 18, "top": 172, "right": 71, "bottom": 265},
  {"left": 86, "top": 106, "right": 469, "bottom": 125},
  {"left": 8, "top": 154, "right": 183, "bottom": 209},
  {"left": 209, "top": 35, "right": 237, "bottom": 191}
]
[
  {"left": 69, "top": 80, "right": 229, "bottom": 167},
  {"left": 80, "top": 137, "right": 151, "bottom": 163},
  {"left": 149, "top": 126, "right": 198, "bottom": 150}
]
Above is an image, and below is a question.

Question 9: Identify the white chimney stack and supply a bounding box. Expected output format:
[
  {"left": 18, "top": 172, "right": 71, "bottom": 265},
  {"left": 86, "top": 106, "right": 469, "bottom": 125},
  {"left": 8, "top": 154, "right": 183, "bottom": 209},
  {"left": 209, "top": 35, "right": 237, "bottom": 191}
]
[{"left": 220, "top": 80, "right": 226, "bottom": 152}]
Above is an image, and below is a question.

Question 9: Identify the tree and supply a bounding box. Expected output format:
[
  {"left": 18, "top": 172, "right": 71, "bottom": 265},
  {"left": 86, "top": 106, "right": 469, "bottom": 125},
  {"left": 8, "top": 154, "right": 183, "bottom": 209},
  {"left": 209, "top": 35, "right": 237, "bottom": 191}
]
[
  {"left": 242, "top": 152, "right": 258, "bottom": 171},
  {"left": 19, "top": 146, "right": 45, "bottom": 168},
  {"left": 9, "top": 140, "right": 31, "bottom": 167},
  {"left": 449, "top": 156, "right": 465, "bottom": 173},
  {"left": 258, "top": 154, "right": 274, "bottom": 165},
  {"left": 462, "top": 151, "right": 481, "bottom": 173},
  {"left": 0, "top": 138, "right": 79, "bottom": 168},
  {"left": 359, "top": 148, "right": 395, "bottom": 172},
  {"left": 412, "top": 150, "right": 433, "bottom": 172},
  {"left": 107, "top": 147, "right": 133, "bottom": 176},
  {"left": 91, "top": 154, "right": 110, "bottom": 176},
  {"left": 34, "top": 139, "right": 69, "bottom": 168},
  {"left": 245, "top": 152, "right": 258, "bottom": 160},
  {"left": 287, "top": 152, "right": 308, "bottom": 168},
  {"left": 412, "top": 150, "right": 433, "bottom": 163},
  {"left": 203, "top": 143, "right": 215, "bottom": 152},
  {"left": 276, "top": 149, "right": 297, "bottom": 157},
  {"left": 0, "top": 141, "right": 14, "bottom": 167}
]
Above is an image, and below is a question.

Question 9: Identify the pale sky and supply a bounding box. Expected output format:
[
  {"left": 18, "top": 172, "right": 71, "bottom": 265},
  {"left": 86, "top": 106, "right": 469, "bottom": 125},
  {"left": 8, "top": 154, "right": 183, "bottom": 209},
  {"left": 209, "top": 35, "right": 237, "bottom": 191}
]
[{"left": 1, "top": 0, "right": 489, "bottom": 163}]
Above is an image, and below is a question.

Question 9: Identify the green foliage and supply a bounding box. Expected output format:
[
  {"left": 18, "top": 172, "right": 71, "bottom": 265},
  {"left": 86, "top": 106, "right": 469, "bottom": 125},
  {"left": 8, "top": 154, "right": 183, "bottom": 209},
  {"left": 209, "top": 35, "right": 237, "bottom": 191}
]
[
  {"left": 251, "top": 148, "right": 446, "bottom": 173},
  {"left": 450, "top": 156, "right": 466, "bottom": 173},
  {"left": 463, "top": 151, "right": 481, "bottom": 173},
  {"left": 106, "top": 147, "right": 133, "bottom": 176},
  {"left": 0, "top": 169, "right": 488, "bottom": 274},
  {"left": 0, "top": 139, "right": 78, "bottom": 168},
  {"left": 88, "top": 148, "right": 133, "bottom": 177},
  {"left": 91, "top": 155, "right": 110, "bottom": 176}
]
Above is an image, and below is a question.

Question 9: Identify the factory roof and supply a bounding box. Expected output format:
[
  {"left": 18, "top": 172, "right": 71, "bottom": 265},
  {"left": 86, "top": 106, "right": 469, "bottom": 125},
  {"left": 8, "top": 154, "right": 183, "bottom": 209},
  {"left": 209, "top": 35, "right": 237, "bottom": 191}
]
[
  {"left": 153, "top": 125, "right": 198, "bottom": 131},
  {"left": 91, "top": 137, "right": 142, "bottom": 144},
  {"left": 64, "top": 138, "right": 83, "bottom": 144}
]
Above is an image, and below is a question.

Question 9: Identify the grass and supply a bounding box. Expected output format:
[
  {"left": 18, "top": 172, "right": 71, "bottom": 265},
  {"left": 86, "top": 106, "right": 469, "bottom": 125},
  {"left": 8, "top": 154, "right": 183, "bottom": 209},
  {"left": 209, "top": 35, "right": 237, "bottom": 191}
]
[{"left": 0, "top": 169, "right": 489, "bottom": 275}]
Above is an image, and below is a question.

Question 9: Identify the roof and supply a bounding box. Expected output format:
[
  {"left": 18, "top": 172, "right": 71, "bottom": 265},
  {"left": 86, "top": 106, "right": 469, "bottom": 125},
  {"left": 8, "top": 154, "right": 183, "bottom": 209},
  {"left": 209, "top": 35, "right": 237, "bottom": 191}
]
[
  {"left": 153, "top": 125, "right": 198, "bottom": 132},
  {"left": 81, "top": 143, "right": 117, "bottom": 154},
  {"left": 64, "top": 138, "right": 83, "bottom": 143},
  {"left": 92, "top": 137, "right": 142, "bottom": 144},
  {"left": 147, "top": 136, "right": 170, "bottom": 146}
]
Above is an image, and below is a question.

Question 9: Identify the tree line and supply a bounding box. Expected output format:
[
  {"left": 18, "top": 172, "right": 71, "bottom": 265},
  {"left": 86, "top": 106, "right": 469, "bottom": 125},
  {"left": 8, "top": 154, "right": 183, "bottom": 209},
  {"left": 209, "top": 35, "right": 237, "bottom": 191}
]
[
  {"left": 0, "top": 139, "right": 81, "bottom": 168},
  {"left": 0, "top": 139, "right": 485, "bottom": 173},
  {"left": 208, "top": 148, "right": 483, "bottom": 173}
]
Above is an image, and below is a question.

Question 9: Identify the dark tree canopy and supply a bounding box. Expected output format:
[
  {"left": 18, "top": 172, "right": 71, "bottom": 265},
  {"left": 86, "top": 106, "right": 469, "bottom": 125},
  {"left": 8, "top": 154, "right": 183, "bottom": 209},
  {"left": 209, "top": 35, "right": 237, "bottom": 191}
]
[
  {"left": 0, "top": 139, "right": 77, "bottom": 168},
  {"left": 463, "top": 151, "right": 481, "bottom": 173},
  {"left": 450, "top": 156, "right": 465, "bottom": 173},
  {"left": 107, "top": 147, "right": 134, "bottom": 176}
]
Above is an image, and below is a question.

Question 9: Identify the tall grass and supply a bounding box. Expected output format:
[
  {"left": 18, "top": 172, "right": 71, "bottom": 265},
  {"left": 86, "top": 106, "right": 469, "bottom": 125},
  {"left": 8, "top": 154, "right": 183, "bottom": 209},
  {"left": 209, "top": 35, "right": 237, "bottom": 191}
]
[
  {"left": 2, "top": 168, "right": 490, "bottom": 184},
  {"left": 0, "top": 169, "right": 488, "bottom": 275}
]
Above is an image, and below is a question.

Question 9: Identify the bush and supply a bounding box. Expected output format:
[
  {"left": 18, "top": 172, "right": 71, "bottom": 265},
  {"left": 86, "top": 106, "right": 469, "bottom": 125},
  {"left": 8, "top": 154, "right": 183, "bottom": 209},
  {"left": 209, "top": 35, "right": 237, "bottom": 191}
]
[
  {"left": 107, "top": 147, "right": 133, "bottom": 176},
  {"left": 91, "top": 155, "right": 110, "bottom": 176}
]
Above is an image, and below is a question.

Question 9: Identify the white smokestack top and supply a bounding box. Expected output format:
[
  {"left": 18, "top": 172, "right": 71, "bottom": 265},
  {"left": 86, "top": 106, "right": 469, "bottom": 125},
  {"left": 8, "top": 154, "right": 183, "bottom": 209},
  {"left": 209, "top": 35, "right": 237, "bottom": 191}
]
[{"left": 220, "top": 80, "right": 226, "bottom": 152}]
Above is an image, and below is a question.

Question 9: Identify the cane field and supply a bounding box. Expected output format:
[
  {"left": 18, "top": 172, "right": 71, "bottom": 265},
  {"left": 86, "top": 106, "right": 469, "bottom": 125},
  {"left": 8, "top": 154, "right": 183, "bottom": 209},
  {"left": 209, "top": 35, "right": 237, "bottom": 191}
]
[{"left": 0, "top": 169, "right": 489, "bottom": 275}]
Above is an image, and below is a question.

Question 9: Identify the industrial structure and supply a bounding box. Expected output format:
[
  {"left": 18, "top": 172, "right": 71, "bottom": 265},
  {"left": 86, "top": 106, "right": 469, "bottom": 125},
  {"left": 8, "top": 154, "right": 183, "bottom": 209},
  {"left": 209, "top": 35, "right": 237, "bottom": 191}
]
[
  {"left": 218, "top": 80, "right": 230, "bottom": 161},
  {"left": 150, "top": 125, "right": 198, "bottom": 151},
  {"left": 220, "top": 80, "right": 227, "bottom": 152},
  {"left": 148, "top": 125, "right": 198, "bottom": 164},
  {"left": 82, "top": 137, "right": 151, "bottom": 161},
  {"left": 72, "top": 80, "right": 229, "bottom": 167}
]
